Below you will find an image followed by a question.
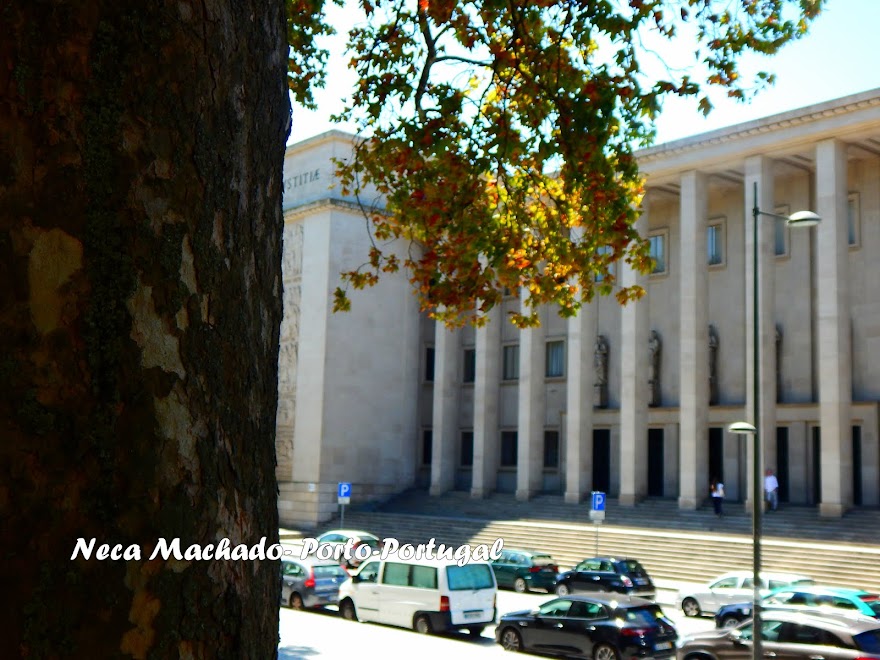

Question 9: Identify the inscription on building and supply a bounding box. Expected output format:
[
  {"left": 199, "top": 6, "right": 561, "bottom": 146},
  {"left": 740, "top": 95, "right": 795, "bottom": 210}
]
[{"left": 284, "top": 169, "right": 320, "bottom": 194}]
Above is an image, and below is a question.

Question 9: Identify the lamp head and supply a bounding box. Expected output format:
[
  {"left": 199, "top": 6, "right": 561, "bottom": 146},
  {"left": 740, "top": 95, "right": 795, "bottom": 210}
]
[
  {"left": 728, "top": 421, "right": 757, "bottom": 435},
  {"left": 786, "top": 211, "right": 821, "bottom": 228}
]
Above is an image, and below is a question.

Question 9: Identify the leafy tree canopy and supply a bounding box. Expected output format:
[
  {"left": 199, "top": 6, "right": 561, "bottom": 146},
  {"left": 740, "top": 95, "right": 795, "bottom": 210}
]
[{"left": 289, "top": 0, "right": 823, "bottom": 326}]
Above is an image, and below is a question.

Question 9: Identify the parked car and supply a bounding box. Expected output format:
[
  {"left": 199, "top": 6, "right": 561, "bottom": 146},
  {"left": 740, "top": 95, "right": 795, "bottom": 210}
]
[
  {"left": 311, "top": 529, "right": 383, "bottom": 567},
  {"left": 338, "top": 552, "right": 497, "bottom": 636},
  {"left": 280, "top": 556, "right": 349, "bottom": 610},
  {"left": 679, "top": 610, "right": 880, "bottom": 660},
  {"left": 679, "top": 571, "right": 814, "bottom": 617},
  {"left": 715, "top": 585, "right": 880, "bottom": 628},
  {"left": 555, "top": 556, "right": 655, "bottom": 600},
  {"left": 491, "top": 549, "right": 559, "bottom": 593},
  {"left": 495, "top": 593, "right": 677, "bottom": 658}
]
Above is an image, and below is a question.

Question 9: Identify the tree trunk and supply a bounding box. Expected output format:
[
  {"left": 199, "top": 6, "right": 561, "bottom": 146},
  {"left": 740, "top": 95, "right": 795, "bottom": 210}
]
[{"left": 0, "top": 1, "right": 289, "bottom": 657}]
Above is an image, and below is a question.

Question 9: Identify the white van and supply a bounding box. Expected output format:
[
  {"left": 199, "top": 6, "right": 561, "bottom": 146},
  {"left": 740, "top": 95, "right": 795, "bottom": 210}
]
[{"left": 338, "top": 553, "right": 497, "bottom": 636}]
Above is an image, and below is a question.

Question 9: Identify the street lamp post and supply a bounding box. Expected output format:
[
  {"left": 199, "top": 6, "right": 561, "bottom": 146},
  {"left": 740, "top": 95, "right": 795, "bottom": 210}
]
[{"left": 729, "top": 182, "right": 819, "bottom": 660}]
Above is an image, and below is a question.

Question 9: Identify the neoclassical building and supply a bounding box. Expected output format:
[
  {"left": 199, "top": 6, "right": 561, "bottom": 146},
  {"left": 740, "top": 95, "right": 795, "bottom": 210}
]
[{"left": 277, "top": 89, "right": 880, "bottom": 527}]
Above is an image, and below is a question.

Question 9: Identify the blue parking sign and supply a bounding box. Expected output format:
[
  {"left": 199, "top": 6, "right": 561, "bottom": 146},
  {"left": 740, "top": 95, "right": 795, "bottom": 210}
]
[
  {"left": 591, "top": 491, "right": 606, "bottom": 511},
  {"left": 338, "top": 482, "right": 352, "bottom": 499}
]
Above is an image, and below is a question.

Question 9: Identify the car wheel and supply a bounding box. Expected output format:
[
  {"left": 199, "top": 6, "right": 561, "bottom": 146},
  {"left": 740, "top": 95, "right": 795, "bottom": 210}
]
[
  {"left": 555, "top": 583, "right": 570, "bottom": 596},
  {"left": 593, "top": 643, "right": 620, "bottom": 660},
  {"left": 499, "top": 627, "right": 523, "bottom": 652},
  {"left": 340, "top": 599, "right": 357, "bottom": 622},
  {"left": 721, "top": 615, "right": 741, "bottom": 629},
  {"left": 414, "top": 614, "right": 432, "bottom": 635},
  {"left": 289, "top": 592, "right": 304, "bottom": 610},
  {"left": 514, "top": 577, "right": 528, "bottom": 593},
  {"left": 682, "top": 597, "right": 701, "bottom": 617},
  {"left": 467, "top": 626, "right": 485, "bottom": 637}
]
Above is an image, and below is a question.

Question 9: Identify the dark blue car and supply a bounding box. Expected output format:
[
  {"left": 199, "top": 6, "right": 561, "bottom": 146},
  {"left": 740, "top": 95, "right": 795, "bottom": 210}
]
[{"left": 496, "top": 593, "right": 677, "bottom": 659}]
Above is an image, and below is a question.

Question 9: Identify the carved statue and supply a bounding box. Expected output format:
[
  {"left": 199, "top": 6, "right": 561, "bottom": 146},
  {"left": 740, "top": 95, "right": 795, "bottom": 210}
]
[
  {"left": 593, "top": 335, "right": 609, "bottom": 408},
  {"left": 708, "top": 324, "right": 719, "bottom": 405},
  {"left": 648, "top": 330, "right": 661, "bottom": 407}
]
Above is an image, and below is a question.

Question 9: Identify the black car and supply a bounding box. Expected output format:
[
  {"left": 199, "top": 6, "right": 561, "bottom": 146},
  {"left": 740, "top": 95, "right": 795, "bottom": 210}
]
[
  {"left": 555, "top": 556, "right": 656, "bottom": 600},
  {"left": 495, "top": 593, "right": 677, "bottom": 659}
]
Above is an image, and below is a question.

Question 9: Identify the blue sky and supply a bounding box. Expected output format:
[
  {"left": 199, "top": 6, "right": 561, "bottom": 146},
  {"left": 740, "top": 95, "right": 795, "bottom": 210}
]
[{"left": 290, "top": 0, "right": 880, "bottom": 146}]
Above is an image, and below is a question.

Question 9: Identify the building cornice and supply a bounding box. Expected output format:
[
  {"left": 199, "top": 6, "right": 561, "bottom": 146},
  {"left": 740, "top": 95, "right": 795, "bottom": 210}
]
[
  {"left": 637, "top": 88, "right": 880, "bottom": 166},
  {"left": 283, "top": 197, "right": 385, "bottom": 223}
]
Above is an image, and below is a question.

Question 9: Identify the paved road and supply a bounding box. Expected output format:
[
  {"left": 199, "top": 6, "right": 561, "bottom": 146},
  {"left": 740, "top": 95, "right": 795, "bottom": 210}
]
[{"left": 278, "top": 587, "right": 717, "bottom": 659}]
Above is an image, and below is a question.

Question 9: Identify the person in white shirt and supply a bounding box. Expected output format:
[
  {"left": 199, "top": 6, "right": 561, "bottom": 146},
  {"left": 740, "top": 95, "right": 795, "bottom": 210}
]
[
  {"left": 710, "top": 479, "right": 725, "bottom": 516},
  {"left": 764, "top": 468, "right": 779, "bottom": 512}
]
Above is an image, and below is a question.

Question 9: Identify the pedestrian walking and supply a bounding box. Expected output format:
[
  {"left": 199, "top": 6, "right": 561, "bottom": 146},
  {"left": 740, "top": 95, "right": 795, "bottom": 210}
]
[
  {"left": 765, "top": 468, "right": 779, "bottom": 511},
  {"left": 710, "top": 478, "right": 725, "bottom": 516}
]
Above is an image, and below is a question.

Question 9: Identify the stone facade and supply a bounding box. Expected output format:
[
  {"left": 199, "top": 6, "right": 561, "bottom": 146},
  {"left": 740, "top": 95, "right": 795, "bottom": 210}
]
[{"left": 279, "top": 91, "right": 880, "bottom": 527}]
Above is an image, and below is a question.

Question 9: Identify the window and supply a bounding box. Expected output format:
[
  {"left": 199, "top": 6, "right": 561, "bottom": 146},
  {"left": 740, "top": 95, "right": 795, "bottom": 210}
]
[
  {"left": 543, "top": 430, "right": 559, "bottom": 469},
  {"left": 460, "top": 431, "right": 474, "bottom": 467},
  {"left": 774, "top": 205, "right": 790, "bottom": 257},
  {"left": 595, "top": 244, "right": 614, "bottom": 282},
  {"left": 410, "top": 565, "right": 438, "bottom": 589},
  {"left": 848, "top": 192, "right": 860, "bottom": 247},
  {"left": 502, "top": 344, "right": 520, "bottom": 380},
  {"left": 463, "top": 348, "right": 476, "bottom": 383},
  {"left": 500, "top": 431, "right": 518, "bottom": 467},
  {"left": 446, "top": 563, "right": 495, "bottom": 590},
  {"left": 421, "top": 429, "right": 432, "bottom": 466},
  {"left": 707, "top": 218, "right": 725, "bottom": 266},
  {"left": 649, "top": 230, "right": 667, "bottom": 274},
  {"left": 424, "top": 346, "right": 435, "bottom": 382},
  {"left": 357, "top": 561, "right": 380, "bottom": 583},
  {"left": 382, "top": 562, "right": 410, "bottom": 586},
  {"left": 546, "top": 340, "right": 565, "bottom": 378},
  {"left": 711, "top": 577, "right": 738, "bottom": 590}
]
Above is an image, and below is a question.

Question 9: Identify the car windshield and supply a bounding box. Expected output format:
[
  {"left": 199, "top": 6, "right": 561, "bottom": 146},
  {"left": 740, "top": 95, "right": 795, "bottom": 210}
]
[
  {"left": 854, "top": 630, "right": 880, "bottom": 654},
  {"left": 358, "top": 538, "right": 381, "bottom": 550},
  {"left": 446, "top": 563, "right": 494, "bottom": 591},
  {"left": 313, "top": 564, "right": 348, "bottom": 578},
  {"left": 860, "top": 595, "right": 880, "bottom": 616},
  {"left": 616, "top": 560, "right": 646, "bottom": 575}
]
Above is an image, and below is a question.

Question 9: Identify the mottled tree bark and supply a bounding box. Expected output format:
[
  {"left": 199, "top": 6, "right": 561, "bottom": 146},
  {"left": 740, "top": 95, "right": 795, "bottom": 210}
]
[{"left": 0, "top": 1, "right": 289, "bottom": 657}]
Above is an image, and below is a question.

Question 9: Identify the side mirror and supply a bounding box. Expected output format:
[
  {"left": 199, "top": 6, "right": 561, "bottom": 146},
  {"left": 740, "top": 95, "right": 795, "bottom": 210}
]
[{"left": 351, "top": 574, "right": 361, "bottom": 583}]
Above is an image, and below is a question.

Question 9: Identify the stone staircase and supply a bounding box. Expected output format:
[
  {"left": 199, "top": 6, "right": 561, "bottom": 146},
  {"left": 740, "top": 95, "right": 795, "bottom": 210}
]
[{"left": 297, "top": 490, "right": 880, "bottom": 593}]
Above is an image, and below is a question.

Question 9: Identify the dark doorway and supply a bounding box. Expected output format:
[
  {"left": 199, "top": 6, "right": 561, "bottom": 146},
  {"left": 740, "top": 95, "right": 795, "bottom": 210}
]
[
  {"left": 592, "top": 429, "right": 611, "bottom": 493},
  {"left": 776, "top": 427, "right": 789, "bottom": 503},
  {"left": 811, "top": 427, "right": 821, "bottom": 505},
  {"left": 853, "top": 426, "right": 863, "bottom": 506},
  {"left": 708, "top": 427, "right": 724, "bottom": 486},
  {"left": 647, "top": 428, "right": 665, "bottom": 496}
]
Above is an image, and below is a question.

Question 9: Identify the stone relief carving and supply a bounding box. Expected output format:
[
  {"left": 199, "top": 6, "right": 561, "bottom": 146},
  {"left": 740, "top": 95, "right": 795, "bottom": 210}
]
[
  {"left": 648, "top": 330, "right": 661, "bottom": 407},
  {"left": 281, "top": 222, "right": 304, "bottom": 281},
  {"left": 593, "top": 334, "right": 609, "bottom": 408},
  {"left": 708, "top": 324, "right": 719, "bottom": 405},
  {"left": 775, "top": 324, "right": 783, "bottom": 403}
]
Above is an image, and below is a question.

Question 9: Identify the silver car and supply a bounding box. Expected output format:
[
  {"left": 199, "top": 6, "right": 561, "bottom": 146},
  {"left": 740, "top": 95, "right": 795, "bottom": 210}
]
[
  {"left": 679, "top": 571, "right": 814, "bottom": 618},
  {"left": 280, "top": 557, "right": 348, "bottom": 610}
]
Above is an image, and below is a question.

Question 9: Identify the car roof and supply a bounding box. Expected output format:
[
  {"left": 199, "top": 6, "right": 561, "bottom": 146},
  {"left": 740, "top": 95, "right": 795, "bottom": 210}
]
[
  {"left": 556, "top": 593, "right": 657, "bottom": 607},
  {"left": 319, "top": 529, "right": 378, "bottom": 538},
  {"left": 759, "top": 609, "right": 880, "bottom": 633},
  {"left": 375, "top": 551, "right": 492, "bottom": 567},
  {"left": 503, "top": 549, "right": 554, "bottom": 557},
  {"left": 769, "top": 584, "right": 871, "bottom": 597},
  {"left": 580, "top": 556, "right": 637, "bottom": 563},
  {"left": 281, "top": 556, "right": 347, "bottom": 567}
]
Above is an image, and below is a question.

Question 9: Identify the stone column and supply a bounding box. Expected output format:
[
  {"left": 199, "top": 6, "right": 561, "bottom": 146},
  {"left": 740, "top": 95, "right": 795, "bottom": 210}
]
[
  {"left": 516, "top": 298, "right": 545, "bottom": 500},
  {"left": 565, "top": 302, "right": 596, "bottom": 503},
  {"left": 816, "top": 138, "right": 853, "bottom": 517},
  {"left": 744, "top": 156, "right": 777, "bottom": 510},
  {"left": 472, "top": 305, "right": 501, "bottom": 498},
  {"left": 619, "top": 211, "right": 649, "bottom": 505},
  {"left": 678, "top": 170, "right": 710, "bottom": 509},
  {"left": 430, "top": 322, "right": 460, "bottom": 496}
]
